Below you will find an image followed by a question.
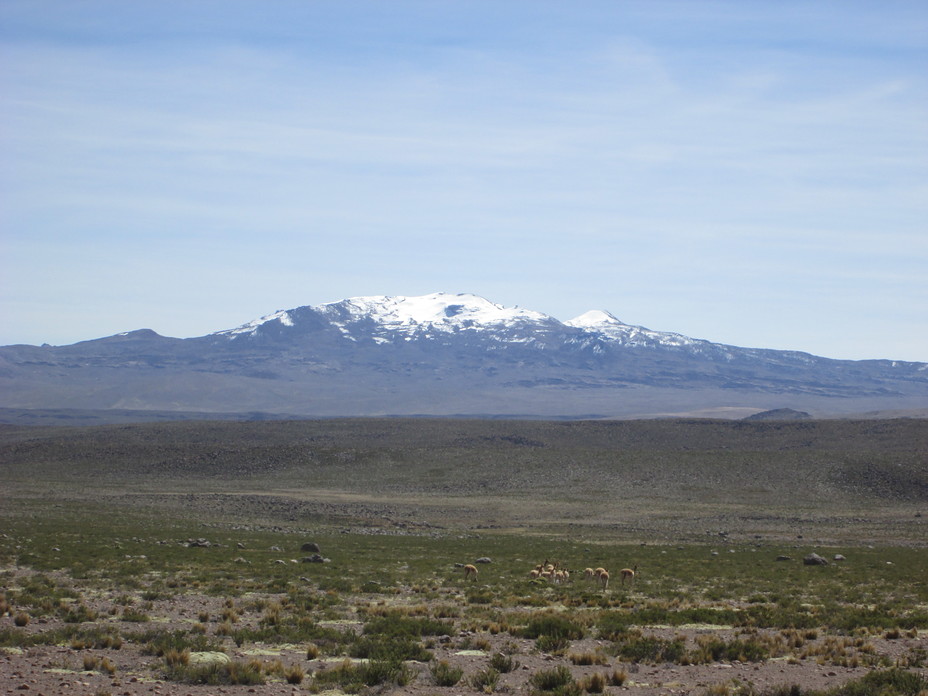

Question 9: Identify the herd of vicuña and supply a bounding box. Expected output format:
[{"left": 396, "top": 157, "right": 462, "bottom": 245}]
[{"left": 525, "top": 560, "right": 637, "bottom": 591}]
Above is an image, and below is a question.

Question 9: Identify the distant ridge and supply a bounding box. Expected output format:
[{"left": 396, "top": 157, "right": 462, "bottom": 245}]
[
  {"left": 743, "top": 408, "right": 812, "bottom": 421},
  {"left": 1, "top": 292, "right": 926, "bottom": 423}
]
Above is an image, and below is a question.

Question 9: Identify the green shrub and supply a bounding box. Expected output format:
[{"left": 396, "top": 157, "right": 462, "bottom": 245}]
[
  {"left": 529, "top": 665, "right": 580, "bottom": 695},
  {"left": 62, "top": 604, "right": 97, "bottom": 624},
  {"left": 164, "top": 659, "right": 265, "bottom": 685},
  {"left": 470, "top": 667, "right": 500, "bottom": 692},
  {"left": 841, "top": 669, "right": 928, "bottom": 696},
  {"left": 521, "top": 613, "right": 584, "bottom": 640},
  {"left": 430, "top": 660, "right": 463, "bottom": 686},
  {"left": 314, "top": 658, "right": 417, "bottom": 691},
  {"left": 617, "top": 635, "right": 686, "bottom": 664},
  {"left": 490, "top": 651, "right": 519, "bottom": 673},
  {"left": 134, "top": 629, "right": 223, "bottom": 657},
  {"left": 363, "top": 613, "right": 453, "bottom": 637},
  {"left": 537, "top": 634, "right": 571, "bottom": 653},
  {"left": 596, "top": 611, "right": 633, "bottom": 640},
  {"left": 68, "top": 626, "right": 124, "bottom": 650},
  {"left": 349, "top": 635, "right": 432, "bottom": 662}
]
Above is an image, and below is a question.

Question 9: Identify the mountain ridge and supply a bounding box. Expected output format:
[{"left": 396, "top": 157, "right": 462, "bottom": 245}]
[{"left": 1, "top": 292, "right": 925, "bottom": 423}]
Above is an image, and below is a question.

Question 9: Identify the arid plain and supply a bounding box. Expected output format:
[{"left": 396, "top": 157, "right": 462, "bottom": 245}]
[{"left": 1, "top": 418, "right": 926, "bottom": 695}]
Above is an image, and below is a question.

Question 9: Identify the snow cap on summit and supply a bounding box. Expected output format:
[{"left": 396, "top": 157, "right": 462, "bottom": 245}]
[
  {"left": 322, "top": 292, "right": 553, "bottom": 330},
  {"left": 565, "top": 310, "right": 625, "bottom": 328}
]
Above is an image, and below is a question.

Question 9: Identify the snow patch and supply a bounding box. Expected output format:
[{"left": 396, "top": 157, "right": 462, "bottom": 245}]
[{"left": 214, "top": 309, "right": 293, "bottom": 337}]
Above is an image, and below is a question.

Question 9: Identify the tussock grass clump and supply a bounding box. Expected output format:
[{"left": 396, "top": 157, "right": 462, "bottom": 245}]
[
  {"left": 68, "top": 626, "right": 123, "bottom": 650},
  {"left": 430, "top": 659, "right": 464, "bottom": 686},
  {"left": 363, "top": 612, "right": 453, "bottom": 638},
  {"left": 62, "top": 604, "right": 97, "bottom": 623},
  {"left": 283, "top": 663, "right": 305, "bottom": 684},
  {"left": 608, "top": 668, "right": 628, "bottom": 686},
  {"left": 13, "top": 612, "right": 30, "bottom": 627},
  {"left": 529, "top": 664, "right": 580, "bottom": 694},
  {"left": 490, "top": 651, "right": 519, "bottom": 673},
  {"left": 470, "top": 666, "right": 500, "bottom": 692},
  {"left": 689, "top": 635, "right": 772, "bottom": 663},
  {"left": 349, "top": 634, "right": 432, "bottom": 662},
  {"left": 520, "top": 613, "right": 585, "bottom": 641},
  {"left": 120, "top": 607, "right": 150, "bottom": 622},
  {"left": 163, "top": 648, "right": 190, "bottom": 667},
  {"left": 568, "top": 650, "right": 608, "bottom": 666},
  {"left": 536, "top": 634, "right": 572, "bottom": 654},
  {"left": 580, "top": 671, "right": 607, "bottom": 693},
  {"left": 164, "top": 658, "right": 265, "bottom": 686},
  {"left": 133, "top": 629, "right": 223, "bottom": 657},
  {"left": 312, "top": 658, "right": 416, "bottom": 691},
  {"left": 614, "top": 633, "right": 686, "bottom": 664},
  {"left": 706, "top": 668, "right": 928, "bottom": 696}
]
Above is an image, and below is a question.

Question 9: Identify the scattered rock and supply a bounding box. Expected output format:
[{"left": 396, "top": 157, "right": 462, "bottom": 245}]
[
  {"left": 775, "top": 555, "right": 792, "bottom": 562},
  {"left": 833, "top": 554, "right": 846, "bottom": 562},
  {"left": 301, "top": 554, "right": 330, "bottom": 563},
  {"left": 803, "top": 553, "right": 828, "bottom": 566},
  {"left": 301, "top": 542, "right": 321, "bottom": 552},
  {"left": 475, "top": 557, "right": 492, "bottom": 564}
]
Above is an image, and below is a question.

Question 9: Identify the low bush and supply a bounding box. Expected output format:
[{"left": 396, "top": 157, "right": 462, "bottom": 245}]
[
  {"left": 430, "top": 659, "right": 463, "bottom": 686},
  {"left": 470, "top": 666, "right": 500, "bottom": 692},
  {"left": 521, "top": 613, "right": 584, "bottom": 641},
  {"left": 164, "top": 659, "right": 265, "bottom": 685},
  {"left": 529, "top": 665, "right": 580, "bottom": 695}
]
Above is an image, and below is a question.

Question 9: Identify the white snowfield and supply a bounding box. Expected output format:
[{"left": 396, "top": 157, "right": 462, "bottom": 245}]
[{"left": 213, "top": 292, "right": 705, "bottom": 347}]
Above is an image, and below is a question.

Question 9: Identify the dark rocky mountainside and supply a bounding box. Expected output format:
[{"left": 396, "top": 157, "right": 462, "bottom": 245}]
[{"left": 1, "top": 294, "right": 926, "bottom": 422}]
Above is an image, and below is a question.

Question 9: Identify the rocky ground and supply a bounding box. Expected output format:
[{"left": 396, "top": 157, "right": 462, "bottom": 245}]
[{"left": 2, "top": 564, "right": 926, "bottom": 696}]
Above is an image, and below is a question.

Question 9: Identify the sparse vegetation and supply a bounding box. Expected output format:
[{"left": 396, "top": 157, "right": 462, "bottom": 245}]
[{"left": 1, "top": 417, "right": 926, "bottom": 694}]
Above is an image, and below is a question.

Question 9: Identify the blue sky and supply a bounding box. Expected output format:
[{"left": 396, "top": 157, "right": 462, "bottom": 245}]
[{"left": 2, "top": 1, "right": 926, "bottom": 361}]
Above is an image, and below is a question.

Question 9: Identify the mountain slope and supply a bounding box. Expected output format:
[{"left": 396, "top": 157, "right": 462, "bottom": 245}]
[{"left": 1, "top": 293, "right": 925, "bottom": 421}]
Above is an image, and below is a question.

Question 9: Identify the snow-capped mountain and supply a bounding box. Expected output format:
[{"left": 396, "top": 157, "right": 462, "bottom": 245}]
[
  {"left": 214, "top": 293, "right": 561, "bottom": 343},
  {"left": 1, "top": 293, "right": 926, "bottom": 422}
]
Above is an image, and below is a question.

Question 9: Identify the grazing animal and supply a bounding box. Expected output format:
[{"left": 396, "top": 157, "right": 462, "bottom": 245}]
[
  {"left": 463, "top": 564, "right": 478, "bottom": 581},
  {"left": 598, "top": 568, "right": 610, "bottom": 591},
  {"left": 620, "top": 565, "right": 638, "bottom": 586},
  {"left": 584, "top": 567, "right": 596, "bottom": 581}
]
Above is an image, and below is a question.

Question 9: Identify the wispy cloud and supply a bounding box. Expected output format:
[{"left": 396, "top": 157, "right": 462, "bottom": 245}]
[{"left": 1, "top": 1, "right": 925, "bottom": 359}]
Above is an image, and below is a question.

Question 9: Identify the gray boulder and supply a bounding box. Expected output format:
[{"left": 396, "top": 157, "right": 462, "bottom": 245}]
[{"left": 803, "top": 553, "right": 829, "bottom": 566}]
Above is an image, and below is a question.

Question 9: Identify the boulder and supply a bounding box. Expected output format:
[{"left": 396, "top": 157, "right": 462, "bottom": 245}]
[
  {"left": 301, "top": 554, "right": 330, "bottom": 563},
  {"left": 301, "top": 542, "right": 321, "bottom": 552},
  {"left": 803, "top": 553, "right": 828, "bottom": 566},
  {"left": 475, "top": 557, "right": 492, "bottom": 564}
]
